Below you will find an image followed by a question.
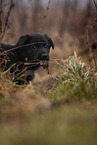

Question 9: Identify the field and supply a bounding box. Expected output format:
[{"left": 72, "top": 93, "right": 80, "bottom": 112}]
[{"left": 0, "top": 0, "right": 97, "bottom": 145}]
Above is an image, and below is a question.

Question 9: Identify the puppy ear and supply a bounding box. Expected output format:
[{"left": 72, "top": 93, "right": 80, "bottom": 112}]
[
  {"left": 44, "top": 34, "right": 54, "bottom": 49},
  {"left": 16, "top": 34, "right": 30, "bottom": 46}
]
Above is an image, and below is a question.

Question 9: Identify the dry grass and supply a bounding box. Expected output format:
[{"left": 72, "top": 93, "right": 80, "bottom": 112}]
[{"left": 0, "top": 72, "right": 51, "bottom": 123}]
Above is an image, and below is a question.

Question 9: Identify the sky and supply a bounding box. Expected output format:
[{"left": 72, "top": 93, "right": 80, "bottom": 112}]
[
  {"left": 22, "top": 0, "right": 95, "bottom": 10},
  {"left": 23, "top": 0, "right": 89, "bottom": 7}
]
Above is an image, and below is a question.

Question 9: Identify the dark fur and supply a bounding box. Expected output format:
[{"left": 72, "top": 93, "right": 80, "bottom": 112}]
[{"left": 0, "top": 33, "right": 54, "bottom": 84}]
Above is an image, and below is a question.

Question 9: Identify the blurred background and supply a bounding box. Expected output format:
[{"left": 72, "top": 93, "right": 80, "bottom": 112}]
[
  {"left": 0, "top": 0, "right": 97, "bottom": 59},
  {"left": 0, "top": 2, "right": 97, "bottom": 144}
]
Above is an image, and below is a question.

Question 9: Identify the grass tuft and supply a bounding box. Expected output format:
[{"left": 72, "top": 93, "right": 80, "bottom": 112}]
[{"left": 45, "top": 51, "right": 97, "bottom": 102}]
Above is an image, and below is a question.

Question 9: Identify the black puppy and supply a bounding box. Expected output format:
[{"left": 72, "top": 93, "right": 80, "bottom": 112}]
[{"left": 0, "top": 33, "right": 54, "bottom": 84}]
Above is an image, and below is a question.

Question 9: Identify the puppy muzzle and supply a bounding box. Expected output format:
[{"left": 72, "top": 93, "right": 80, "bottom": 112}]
[{"left": 38, "top": 51, "right": 49, "bottom": 61}]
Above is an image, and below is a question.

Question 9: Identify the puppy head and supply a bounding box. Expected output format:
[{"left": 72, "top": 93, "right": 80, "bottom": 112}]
[{"left": 16, "top": 33, "right": 54, "bottom": 62}]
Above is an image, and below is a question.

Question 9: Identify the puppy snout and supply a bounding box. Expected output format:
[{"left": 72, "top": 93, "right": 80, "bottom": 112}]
[
  {"left": 38, "top": 51, "right": 49, "bottom": 60},
  {"left": 42, "top": 53, "right": 48, "bottom": 59}
]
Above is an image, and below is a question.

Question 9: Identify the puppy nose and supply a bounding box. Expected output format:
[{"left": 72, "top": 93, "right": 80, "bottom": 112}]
[{"left": 42, "top": 53, "right": 48, "bottom": 59}]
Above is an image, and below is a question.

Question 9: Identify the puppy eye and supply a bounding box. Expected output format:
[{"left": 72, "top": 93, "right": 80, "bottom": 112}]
[
  {"left": 44, "top": 44, "right": 47, "bottom": 48},
  {"left": 33, "top": 46, "right": 37, "bottom": 50}
]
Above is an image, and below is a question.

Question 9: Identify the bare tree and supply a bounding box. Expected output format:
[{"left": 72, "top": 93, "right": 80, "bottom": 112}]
[
  {"left": 0, "top": 0, "right": 3, "bottom": 35},
  {"left": 0, "top": 0, "right": 14, "bottom": 40}
]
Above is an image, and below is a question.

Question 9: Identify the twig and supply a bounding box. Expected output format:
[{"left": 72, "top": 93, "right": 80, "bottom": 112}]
[
  {"left": 44, "top": 0, "right": 51, "bottom": 19},
  {"left": 93, "top": 0, "right": 97, "bottom": 10},
  {"left": 0, "top": 42, "right": 45, "bottom": 55}
]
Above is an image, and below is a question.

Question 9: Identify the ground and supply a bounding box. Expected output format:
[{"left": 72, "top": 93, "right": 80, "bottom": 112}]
[{"left": 0, "top": 51, "right": 97, "bottom": 145}]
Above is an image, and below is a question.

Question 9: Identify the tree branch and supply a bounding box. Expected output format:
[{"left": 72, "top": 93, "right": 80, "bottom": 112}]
[
  {"left": 0, "top": 0, "right": 3, "bottom": 35},
  {"left": 0, "top": 0, "right": 14, "bottom": 40}
]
